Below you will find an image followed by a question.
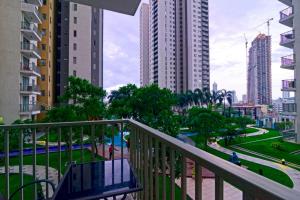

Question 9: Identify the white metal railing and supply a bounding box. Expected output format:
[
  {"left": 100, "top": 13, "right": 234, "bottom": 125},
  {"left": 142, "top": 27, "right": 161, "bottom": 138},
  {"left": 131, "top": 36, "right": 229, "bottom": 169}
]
[
  {"left": 280, "top": 6, "right": 293, "bottom": 21},
  {"left": 280, "top": 30, "right": 295, "bottom": 44},
  {"left": 20, "top": 62, "right": 41, "bottom": 75},
  {"left": 0, "top": 120, "right": 299, "bottom": 200},
  {"left": 282, "top": 79, "right": 295, "bottom": 90}
]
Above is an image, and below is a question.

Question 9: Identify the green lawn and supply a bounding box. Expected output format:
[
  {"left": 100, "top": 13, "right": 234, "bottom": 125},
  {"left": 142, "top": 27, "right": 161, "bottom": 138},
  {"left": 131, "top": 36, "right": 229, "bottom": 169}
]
[
  {"left": 238, "top": 138, "right": 300, "bottom": 166},
  {"left": 158, "top": 176, "right": 192, "bottom": 200},
  {"left": 244, "top": 127, "right": 259, "bottom": 134},
  {"left": 0, "top": 174, "right": 43, "bottom": 200},
  {"left": 190, "top": 135, "right": 293, "bottom": 188},
  {"left": 205, "top": 147, "right": 293, "bottom": 188},
  {"left": 219, "top": 129, "right": 281, "bottom": 146}
]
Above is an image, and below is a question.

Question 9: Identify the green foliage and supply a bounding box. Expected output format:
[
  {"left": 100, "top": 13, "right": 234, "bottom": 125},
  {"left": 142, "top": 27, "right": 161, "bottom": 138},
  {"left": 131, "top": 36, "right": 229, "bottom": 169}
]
[
  {"left": 187, "top": 107, "right": 224, "bottom": 147},
  {"left": 107, "top": 84, "right": 137, "bottom": 119},
  {"left": 271, "top": 142, "right": 286, "bottom": 152},
  {"left": 234, "top": 116, "right": 255, "bottom": 130},
  {"left": 274, "top": 121, "right": 293, "bottom": 131}
]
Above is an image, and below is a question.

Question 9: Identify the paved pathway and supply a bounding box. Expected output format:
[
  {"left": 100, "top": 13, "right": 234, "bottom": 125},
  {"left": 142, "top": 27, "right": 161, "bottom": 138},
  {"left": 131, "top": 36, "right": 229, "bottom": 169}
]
[
  {"left": 244, "top": 125, "right": 269, "bottom": 137},
  {"left": 209, "top": 142, "right": 300, "bottom": 192},
  {"left": 0, "top": 165, "right": 61, "bottom": 198}
]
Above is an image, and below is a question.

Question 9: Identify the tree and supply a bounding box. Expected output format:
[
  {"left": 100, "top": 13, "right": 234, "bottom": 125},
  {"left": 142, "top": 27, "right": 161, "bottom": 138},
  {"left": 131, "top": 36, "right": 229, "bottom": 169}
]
[
  {"left": 234, "top": 116, "right": 255, "bottom": 130},
  {"left": 218, "top": 90, "right": 233, "bottom": 117},
  {"left": 188, "top": 107, "right": 224, "bottom": 148},
  {"left": 107, "top": 84, "right": 137, "bottom": 119}
]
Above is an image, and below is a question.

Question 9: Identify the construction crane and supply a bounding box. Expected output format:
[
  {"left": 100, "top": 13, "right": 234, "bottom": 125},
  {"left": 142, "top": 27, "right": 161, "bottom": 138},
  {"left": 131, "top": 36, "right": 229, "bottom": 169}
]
[{"left": 253, "top": 18, "right": 274, "bottom": 36}]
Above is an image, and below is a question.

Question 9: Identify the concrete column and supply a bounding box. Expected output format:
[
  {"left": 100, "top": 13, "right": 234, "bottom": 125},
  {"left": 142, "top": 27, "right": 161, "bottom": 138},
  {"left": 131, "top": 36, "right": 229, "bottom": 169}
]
[{"left": 0, "top": 0, "right": 21, "bottom": 124}]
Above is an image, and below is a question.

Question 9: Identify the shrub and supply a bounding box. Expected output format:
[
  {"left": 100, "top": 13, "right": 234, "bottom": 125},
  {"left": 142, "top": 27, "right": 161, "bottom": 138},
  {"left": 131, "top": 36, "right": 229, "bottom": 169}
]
[{"left": 271, "top": 142, "right": 286, "bottom": 152}]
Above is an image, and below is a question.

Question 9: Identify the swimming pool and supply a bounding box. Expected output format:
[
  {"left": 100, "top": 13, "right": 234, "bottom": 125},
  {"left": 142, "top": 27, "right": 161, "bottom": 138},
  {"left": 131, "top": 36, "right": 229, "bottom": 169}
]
[{"left": 105, "top": 132, "right": 129, "bottom": 147}]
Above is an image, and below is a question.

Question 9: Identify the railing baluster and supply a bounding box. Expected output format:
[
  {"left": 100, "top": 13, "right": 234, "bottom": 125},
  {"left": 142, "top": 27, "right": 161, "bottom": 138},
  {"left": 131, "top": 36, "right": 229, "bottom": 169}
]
[
  {"left": 46, "top": 127, "right": 49, "bottom": 199},
  {"left": 181, "top": 156, "right": 187, "bottom": 200},
  {"left": 215, "top": 175, "right": 224, "bottom": 200},
  {"left": 91, "top": 125, "right": 95, "bottom": 161},
  {"left": 121, "top": 123, "right": 124, "bottom": 160},
  {"left": 112, "top": 125, "right": 115, "bottom": 160},
  {"left": 80, "top": 127, "right": 84, "bottom": 163},
  {"left": 130, "top": 126, "right": 134, "bottom": 167},
  {"left": 137, "top": 129, "right": 141, "bottom": 200},
  {"left": 154, "top": 140, "right": 159, "bottom": 200},
  {"left": 19, "top": 129, "right": 24, "bottom": 200},
  {"left": 144, "top": 134, "right": 149, "bottom": 200},
  {"left": 33, "top": 128, "right": 37, "bottom": 199},
  {"left": 162, "top": 144, "right": 166, "bottom": 200},
  {"left": 102, "top": 124, "right": 105, "bottom": 158},
  {"left": 195, "top": 161, "right": 203, "bottom": 200},
  {"left": 243, "top": 192, "right": 255, "bottom": 200},
  {"left": 69, "top": 127, "right": 72, "bottom": 163},
  {"left": 170, "top": 149, "right": 175, "bottom": 200},
  {"left": 149, "top": 137, "right": 153, "bottom": 200},
  {"left": 58, "top": 128, "right": 61, "bottom": 181},
  {"left": 140, "top": 131, "right": 144, "bottom": 200},
  {"left": 5, "top": 130, "right": 9, "bottom": 200}
]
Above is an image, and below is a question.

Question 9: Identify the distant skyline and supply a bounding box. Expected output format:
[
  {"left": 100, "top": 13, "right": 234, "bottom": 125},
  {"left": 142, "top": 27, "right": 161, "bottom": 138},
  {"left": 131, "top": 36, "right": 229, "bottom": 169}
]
[{"left": 103, "top": 0, "right": 293, "bottom": 99}]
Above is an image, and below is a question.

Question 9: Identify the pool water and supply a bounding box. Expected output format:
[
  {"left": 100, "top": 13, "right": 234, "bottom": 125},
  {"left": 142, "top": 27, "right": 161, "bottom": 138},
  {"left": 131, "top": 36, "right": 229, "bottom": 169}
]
[{"left": 105, "top": 132, "right": 129, "bottom": 147}]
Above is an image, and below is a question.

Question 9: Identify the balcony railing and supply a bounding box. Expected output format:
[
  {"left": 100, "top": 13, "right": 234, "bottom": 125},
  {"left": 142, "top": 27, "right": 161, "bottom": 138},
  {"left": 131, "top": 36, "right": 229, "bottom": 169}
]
[
  {"left": 0, "top": 119, "right": 299, "bottom": 200},
  {"left": 283, "top": 103, "right": 297, "bottom": 113},
  {"left": 21, "top": 21, "right": 42, "bottom": 38},
  {"left": 282, "top": 79, "right": 296, "bottom": 91},
  {"left": 281, "top": 54, "right": 295, "bottom": 67},
  {"left": 19, "top": 103, "right": 41, "bottom": 113},
  {"left": 280, "top": 30, "right": 295, "bottom": 45},
  {"left": 280, "top": 6, "right": 293, "bottom": 21},
  {"left": 20, "top": 42, "right": 41, "bottom": 58},
  {"left": 20, "top": 84, "right": 40, "bottom": 93},
  {"left": 20, "top": 62, "right": 41, "bottom": 75}
]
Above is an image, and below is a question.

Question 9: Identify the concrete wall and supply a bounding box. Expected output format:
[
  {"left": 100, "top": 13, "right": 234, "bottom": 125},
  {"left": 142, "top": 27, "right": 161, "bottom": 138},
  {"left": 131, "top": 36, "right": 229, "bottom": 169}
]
[
  {"left": 293, "top": 0, "right": 300, "bottom": 142},
  {"left": 0, "top": 0, "right": 21, "bottom": 124}
]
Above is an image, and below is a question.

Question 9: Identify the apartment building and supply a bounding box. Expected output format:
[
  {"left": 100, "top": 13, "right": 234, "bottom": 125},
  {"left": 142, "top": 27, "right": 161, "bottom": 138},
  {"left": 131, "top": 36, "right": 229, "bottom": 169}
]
[
  {"left": 55, "top": 0, "right": 103, "bottom": 101},
  {"left": 0, "top": 0, "right": 43, "bottom": 124},
  {"left": 278, "top": 0, "right": 300, "bottom": 142},
  {"left": 146, "top": 0, "right": 209, "bottom": 93},
  {"left": 37, "top": 0, "right": 55, "bottom": 120},
  {"left": 247, "top": 34, "right": 272, "bottom": 105},
  {"left": 140, "top": 3, "right": 150, "bottom": 87}
]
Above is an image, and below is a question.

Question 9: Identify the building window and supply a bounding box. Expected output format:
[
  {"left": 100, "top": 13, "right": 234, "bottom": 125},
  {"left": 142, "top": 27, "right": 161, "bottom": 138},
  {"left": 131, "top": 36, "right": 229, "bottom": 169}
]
[
  {"left": 42, "top": 14, "right": 47, "bottom": 21},
  {"left": 73, "top": 43, "right": 77, "bottom": 50},
  {"left": 42, "top": 44, "right": 46, "bottom": 51},
  {"left": 41, "top": 75, "right": 45, "bottom": 81},
  {"left": 73, "top": 17, "right": 77, "bottom": 24},
  {"left": 73, "top": 4, "right": 77, "bottom": 11},
  {"left": 41, "top": 90, "right": 45, "bottom": 96},
  {"left": 43, "top": 0, "right": 47, "bottom": 5},
  {"left": 39, "top": 59, "right": 46, "bottom": 66},
  {"left": 41, "top": 29, "right": 46, "bottom": 36},
  {"left": 73, "top": 30, "right": 77, "bottom": 37},
  {"left": 73, "top": 57, "right": 77, "bottom": 64},
  {"left": 73, "top": 70, "right": 77, "bottom": 76}
]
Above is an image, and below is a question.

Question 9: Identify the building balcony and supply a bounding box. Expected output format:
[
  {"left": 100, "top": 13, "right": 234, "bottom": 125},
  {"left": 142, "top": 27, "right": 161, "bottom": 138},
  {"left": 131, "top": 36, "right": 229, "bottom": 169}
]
[
  {"left": 20, "top": 84, "right": 41, "bottom": 95},
  {"left": 281, "top": 54, "right": 295, "bottom": 70},
  {"left": 282, "top": 103, "right": 297, "bottom": 115},
  {"left": 278, "top": 0, "right": 293, "bottom": 6},
  {"left": 24, "top": 0, "right": 43, "bottom": 6},
  {"left": 279, "top": 7, "right": 294, "bottom": 27},
  {"left": 20, "top": 62, "right": 41, "bottom": 77},
  {"left": 21, "top": 0, "right": 43, "bottom": 24},
  {"left": 0, "top": 119, "right": 299, "bottom": 200},
  {"left": 21, "top": 21, "right": 42, "bottom": 41},
  {"left": 282, "top": 79, "right": 296, "bottom": 92},
  {"left": 19, "top": 103, "right": 41, "bottom": 115},
  {"left": 280, "top": 30, "right": 295, "bottom": 48},
  {"left": 20, "top": 42, "right": 41, "bottom": 59}
]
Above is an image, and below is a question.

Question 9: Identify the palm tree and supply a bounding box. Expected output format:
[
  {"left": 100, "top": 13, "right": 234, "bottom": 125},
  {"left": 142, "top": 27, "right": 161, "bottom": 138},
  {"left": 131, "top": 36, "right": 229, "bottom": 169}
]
[
  {"left": 218, "top": 89, "right": 233, "bottom": 116},
  {"left": 194, "top": 88, "right": 204, "bottom": 106},
  {"left": 202, "top": 87, "right": 212, "bottom": 107}
]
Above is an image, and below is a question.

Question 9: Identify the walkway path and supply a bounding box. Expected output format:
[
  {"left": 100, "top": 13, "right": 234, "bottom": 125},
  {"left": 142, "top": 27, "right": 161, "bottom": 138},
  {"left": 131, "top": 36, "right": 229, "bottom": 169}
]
[
  {"left": 0, "top": 165, "right": 61, "bottom": 198},
  {"left": 245, "top": 125, "right": 269, "bottom": 137},
  {"left": 209, "top": 142, "right": 300, "bottom": 192}
]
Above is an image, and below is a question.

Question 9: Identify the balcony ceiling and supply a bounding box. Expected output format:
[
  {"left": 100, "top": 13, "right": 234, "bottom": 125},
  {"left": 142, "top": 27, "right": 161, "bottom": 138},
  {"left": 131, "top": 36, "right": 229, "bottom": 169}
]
[{"left": 65, "top": 0, "right": 141, "bottom": 16}]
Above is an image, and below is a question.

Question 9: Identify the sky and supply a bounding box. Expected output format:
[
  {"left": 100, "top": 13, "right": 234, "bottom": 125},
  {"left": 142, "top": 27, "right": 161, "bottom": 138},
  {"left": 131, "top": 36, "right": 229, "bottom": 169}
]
[{"left": 103, "top": 0, "right": 294, "bottom": 100}]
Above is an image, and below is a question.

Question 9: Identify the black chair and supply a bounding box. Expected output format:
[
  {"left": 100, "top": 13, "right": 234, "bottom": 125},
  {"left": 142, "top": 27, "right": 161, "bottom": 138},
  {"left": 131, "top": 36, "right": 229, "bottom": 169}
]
[{"left": 9, "top": 179, "right": 55, "bottom": 200}]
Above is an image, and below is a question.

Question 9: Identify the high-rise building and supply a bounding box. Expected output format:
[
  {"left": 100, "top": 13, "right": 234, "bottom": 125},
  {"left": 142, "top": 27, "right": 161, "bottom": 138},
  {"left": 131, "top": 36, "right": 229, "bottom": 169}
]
[
  {"left": 247, "top": 34, "right": 272, "bottom": 105},
  {"left": 230, "top": 90, "right": 238, "bottom": 103},
  {"left": 242, "top": 94, "right": 247, "bottom": 104},
  {"left": 37, "top": 0, "right": 55, "bottom": 120},
  {"left": 140, "top": 3, "right": 150, "bottom": 87},
  {"left": 145, "top": 0, "right": 209, "bottom": 93},
  {"left": 278, "top": 0, "right": 300, "bottom": 142},
  {"left": 55, "top": 0, "right": 103, "bottom": 102},
  {"left": 213, "top": 82, "right": 218, "bottom": 92},
  {"left": 0, "top": 0, "right": 43, "bottom": 124}
]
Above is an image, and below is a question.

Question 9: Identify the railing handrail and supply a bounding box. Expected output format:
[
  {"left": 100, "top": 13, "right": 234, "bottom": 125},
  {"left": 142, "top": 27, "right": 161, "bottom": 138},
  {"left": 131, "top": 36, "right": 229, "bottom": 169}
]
[
  {"left": 281, "top": 29, "right": 295, "bottom": 36},
  {"left": 1, "top": 119, "right": 300, "bottom": 199},
  {"left": 280, "top": 6, "right": 293, "bottom": 17},
  {"left": 128, "top": 119, "right": 300, "bottom": 200}
]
